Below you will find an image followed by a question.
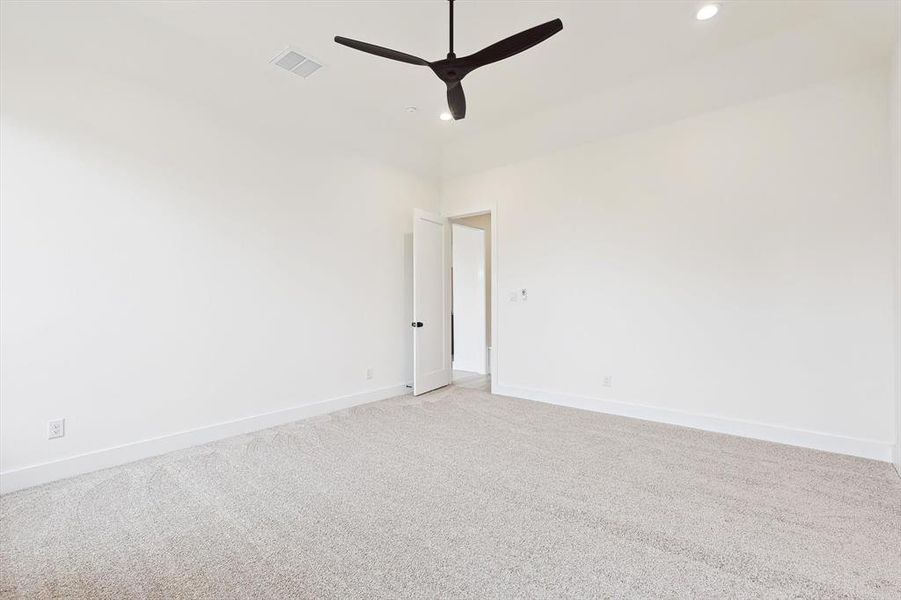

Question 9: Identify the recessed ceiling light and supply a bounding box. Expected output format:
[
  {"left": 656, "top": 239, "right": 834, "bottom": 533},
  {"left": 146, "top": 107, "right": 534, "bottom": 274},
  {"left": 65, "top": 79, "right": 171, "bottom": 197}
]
[
  {"left": 439, "top": 112, "right": 453, "bottom": 121},
  {"left": 696, "top": 4, "right": 720, "bottom": 21}
]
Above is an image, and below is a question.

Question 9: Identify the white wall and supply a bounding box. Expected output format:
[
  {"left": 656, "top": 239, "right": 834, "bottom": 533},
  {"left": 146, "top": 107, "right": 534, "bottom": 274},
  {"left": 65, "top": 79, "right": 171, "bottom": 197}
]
[
  {"left": 442, "top": 66, "right": 897, "bottom": 460},
  {"left": 0, "top": 64, "right": 438, "bottom": 489},
  {"left": 891, "top": 40, "right": 901, "bottom": 474},
  {"left": 452, "top": 224, "right": 487, "bottom": 374}
]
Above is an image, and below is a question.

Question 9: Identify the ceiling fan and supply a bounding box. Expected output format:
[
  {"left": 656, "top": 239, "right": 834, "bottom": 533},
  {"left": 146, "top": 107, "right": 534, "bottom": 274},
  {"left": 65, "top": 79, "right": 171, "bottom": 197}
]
[{"left": 334, "top": 0, "right": 563, "bottom": 120}]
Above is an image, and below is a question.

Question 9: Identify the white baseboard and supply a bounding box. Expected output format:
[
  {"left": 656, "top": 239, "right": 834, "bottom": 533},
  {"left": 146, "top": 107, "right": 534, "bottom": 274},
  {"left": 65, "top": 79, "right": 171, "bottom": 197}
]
[
  {"left": 494, "top": 384, "right": 894, "bottom": 462},
  {"left": 0, "top": 384, "right": 409, "bottom": 495}
]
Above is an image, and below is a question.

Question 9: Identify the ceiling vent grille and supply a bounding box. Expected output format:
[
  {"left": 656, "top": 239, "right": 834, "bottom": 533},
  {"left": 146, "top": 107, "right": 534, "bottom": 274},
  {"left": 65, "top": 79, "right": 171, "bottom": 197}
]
[{"left": 271, "top": 48, "right": 323, "bottom": 78}]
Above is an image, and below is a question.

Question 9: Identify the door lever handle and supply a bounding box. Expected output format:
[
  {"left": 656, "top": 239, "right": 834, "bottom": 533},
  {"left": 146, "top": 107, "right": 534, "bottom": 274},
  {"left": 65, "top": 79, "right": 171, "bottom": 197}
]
[{"left": 411, "top": 321, "right": 424, "bottom": 328}]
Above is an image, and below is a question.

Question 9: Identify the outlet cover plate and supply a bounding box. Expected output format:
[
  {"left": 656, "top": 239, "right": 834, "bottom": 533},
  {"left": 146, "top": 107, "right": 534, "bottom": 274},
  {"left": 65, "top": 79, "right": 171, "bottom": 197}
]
[{"left": 48, "top": 418, "right": 65, "bottom": 439}]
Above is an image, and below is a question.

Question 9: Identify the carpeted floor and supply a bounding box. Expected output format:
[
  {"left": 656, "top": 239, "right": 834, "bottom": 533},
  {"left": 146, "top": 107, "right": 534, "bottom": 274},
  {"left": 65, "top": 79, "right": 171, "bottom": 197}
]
[{"left": 2, "top": 386, "right": 900, "bottom": 599}]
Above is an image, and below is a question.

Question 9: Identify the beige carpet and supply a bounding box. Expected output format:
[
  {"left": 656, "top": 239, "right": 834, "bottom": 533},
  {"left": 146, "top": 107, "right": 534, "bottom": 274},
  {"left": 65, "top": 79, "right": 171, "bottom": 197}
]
[{"left": 2, "top": 386, "right": 900, "bottom": 599}]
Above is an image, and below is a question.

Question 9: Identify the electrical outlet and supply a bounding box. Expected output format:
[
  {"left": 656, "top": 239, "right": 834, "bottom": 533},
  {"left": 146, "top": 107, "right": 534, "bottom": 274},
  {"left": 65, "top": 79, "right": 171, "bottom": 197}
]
[
  {"left": 602, "top": 375, "right": 612, "bottom": 388},
  {"left": 366, "top": 367, "right": 374, "bottom": 380},
  {"left": 48, "top": 418, "right": 65, "bottom": 440}
]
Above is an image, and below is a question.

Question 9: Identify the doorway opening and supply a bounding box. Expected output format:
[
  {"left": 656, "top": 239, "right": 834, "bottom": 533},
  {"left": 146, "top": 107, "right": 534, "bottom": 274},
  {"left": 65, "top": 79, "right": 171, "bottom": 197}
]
[{"left": 450, "top": 213, "right": 492, "bottom": 392}]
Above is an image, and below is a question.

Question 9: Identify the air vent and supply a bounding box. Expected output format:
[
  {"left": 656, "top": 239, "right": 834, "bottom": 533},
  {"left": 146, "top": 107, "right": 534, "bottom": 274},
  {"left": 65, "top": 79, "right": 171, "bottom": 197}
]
[{"left": 271, "top": 48, "right": 323, "bottom": 79}]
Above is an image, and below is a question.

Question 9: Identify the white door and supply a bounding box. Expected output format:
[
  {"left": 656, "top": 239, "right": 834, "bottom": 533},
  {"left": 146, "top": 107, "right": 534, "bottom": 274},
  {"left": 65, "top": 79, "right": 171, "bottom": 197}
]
[
  {"left": 452, "top": 224, "right": 487, "bottom": 374},
  {"left": 413, "top": 209, "right": 451, "bottom": 395}
]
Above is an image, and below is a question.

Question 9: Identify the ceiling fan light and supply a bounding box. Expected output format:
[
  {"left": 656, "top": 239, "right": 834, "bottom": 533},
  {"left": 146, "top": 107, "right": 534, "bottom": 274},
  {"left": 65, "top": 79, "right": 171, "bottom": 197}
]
[{"left": 440, "top": 112, "right": 453, "bottom": 121}]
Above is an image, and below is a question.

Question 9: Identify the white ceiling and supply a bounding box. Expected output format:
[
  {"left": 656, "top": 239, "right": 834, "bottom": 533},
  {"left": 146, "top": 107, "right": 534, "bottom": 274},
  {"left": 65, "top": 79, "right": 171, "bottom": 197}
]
[{"left": 2, "top": 1, "right": 898, "bottom": 177}]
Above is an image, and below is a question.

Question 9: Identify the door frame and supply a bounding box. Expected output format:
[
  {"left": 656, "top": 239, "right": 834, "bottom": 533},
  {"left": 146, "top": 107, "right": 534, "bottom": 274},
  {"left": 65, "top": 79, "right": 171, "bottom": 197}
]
[{"left": 447, "top": 207, "right": 497, "bottom": 394}]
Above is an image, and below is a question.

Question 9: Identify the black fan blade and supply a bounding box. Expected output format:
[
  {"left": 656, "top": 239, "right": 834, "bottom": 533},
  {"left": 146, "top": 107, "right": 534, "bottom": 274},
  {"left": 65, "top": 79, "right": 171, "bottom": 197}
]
[
  {"left": 447, "top": 82, "right": 466, "bottom": 120},
  {"left": 334, "top": 36, "right": 429, "bottom": 66},
  {"left": 464, "top": 19, "right": 562, "bottom": 70}
]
